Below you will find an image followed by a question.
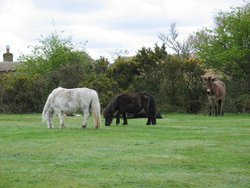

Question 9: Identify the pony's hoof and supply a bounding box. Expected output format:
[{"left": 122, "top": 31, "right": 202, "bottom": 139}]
[{"left": 81, "top": 125, "right": 86, "bottom": 128}]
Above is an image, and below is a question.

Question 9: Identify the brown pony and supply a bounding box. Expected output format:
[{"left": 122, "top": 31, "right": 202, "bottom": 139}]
[{"left": 204, "top": 77, "right": 226, "bottom": 116}]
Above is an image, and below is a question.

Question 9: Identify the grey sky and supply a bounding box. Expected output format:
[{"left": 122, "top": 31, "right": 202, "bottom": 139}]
[{"left": 0, "top": 0, "right": 247, "bottom": 61}]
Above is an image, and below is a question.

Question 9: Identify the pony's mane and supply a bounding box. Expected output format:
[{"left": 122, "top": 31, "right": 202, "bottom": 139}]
[
  {"left": 103, "top": 101, "right": 114, "bottom": 115},
  {"left": 103, "top": 95, "right": 120, "bottom": 115}
]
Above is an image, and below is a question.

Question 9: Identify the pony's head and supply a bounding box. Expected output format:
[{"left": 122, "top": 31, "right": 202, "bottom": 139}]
[
  {"left": 203, "top": 76, "right": 217, "bottom": 96},
  {"left": 206, "top": 76, "right": 217, "bottom": 95},
  {"left": 103, "top": 103, "right": 115, "bottom": 126}
]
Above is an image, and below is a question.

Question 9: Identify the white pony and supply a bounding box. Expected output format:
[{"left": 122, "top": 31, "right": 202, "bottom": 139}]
[{"left": 42, "top": 87, "right": 101, "bottom": 129}]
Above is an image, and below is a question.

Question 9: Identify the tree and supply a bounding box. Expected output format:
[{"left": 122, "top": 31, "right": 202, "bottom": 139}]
[
  {"left": 95, "top": 57, "right": 109, "bottom": 74},
  {"left": 18, "top": 33, "right": 94, "bottom": 76},
  {"left": 0, "top": 73, "right": 47, "bottom": 113},
  {"left": 133, "top": 44, "right": 168, "bottom": 95},
  {"left": 159, "top": 22, "right": 193, "bottom": 58},
  {"left": 108, "top": 56, "right": 139, "bottom": 90},
  {"left": 192, "top": 3, "right": 250, "bottom": 81},
  {"left": 79, "top": 73, "right": 121, "bottom": 108}
]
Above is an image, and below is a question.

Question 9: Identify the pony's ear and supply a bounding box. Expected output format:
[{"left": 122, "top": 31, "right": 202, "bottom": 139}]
[
  {"left": 211, "top": 77, "right": 217, "bottom": 82},
  {"left": 201, "top": 76, "right": 207, "bottom": 81}
]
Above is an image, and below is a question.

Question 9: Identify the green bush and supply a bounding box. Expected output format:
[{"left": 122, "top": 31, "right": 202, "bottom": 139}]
[
  {"left": 235, "top": 94, "right": 250, "bottom": 113},
  {"left": 0, "top": 74, "right": 47, "bottom": 113}
]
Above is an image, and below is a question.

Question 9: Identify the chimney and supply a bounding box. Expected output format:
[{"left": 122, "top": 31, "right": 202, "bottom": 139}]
[{"left": 3, "top": 45, "right": 13, "bottom": 62}]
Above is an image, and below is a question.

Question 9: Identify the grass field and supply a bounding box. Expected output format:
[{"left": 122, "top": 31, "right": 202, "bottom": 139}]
[{"left": 0, "top": 113, "right": 249, "bottom": 188}]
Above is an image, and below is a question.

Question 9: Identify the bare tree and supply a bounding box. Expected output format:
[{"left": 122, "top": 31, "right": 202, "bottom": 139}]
[{"left": 159, "top": 22, "right": 192, "bottom": 58}]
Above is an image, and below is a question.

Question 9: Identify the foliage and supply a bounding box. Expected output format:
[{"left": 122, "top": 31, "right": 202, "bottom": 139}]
[
  {"left": 157, "top": 57, "right": 205, "bottom": 113},
  {"left": 94, "top": 57, "right": 109, "bottom": 74},
  {"left": 192, "top": 3, "right": 250, "bottom": 87},
  {"left": 0, "top": 73, "right": 47, "bottom": 113},
  {"left": 0, "top": 3, "right": 249, "bottom": 114},
  {"left": 159, "top": 22, "right": 193, "bottom": 58},
  {"left": 182, "top": 59, "right": 206, "bottom": 112},
  {"left": 0, "top": 114, "right": 249, "bottom": 187},
  {"left": 108, "top": 56, "right": 139, "bottom": 90},
  {"left": 133, "top": 44, "right": 168, "bottom": 95},
  {"left": 18, "top": 33, "right": 94, "bottom": 76},
  {"left": 234, "top": 94, "right": 250, "bottom": 113},
  {"left": 79, "top": 73, "right": 121, "bottom": 108},
  {"left": 0, "top": 33, "right": 96, "bottom": 113},
  {"left": 158, "top": 57, "right": 185, "bottom": 111}
]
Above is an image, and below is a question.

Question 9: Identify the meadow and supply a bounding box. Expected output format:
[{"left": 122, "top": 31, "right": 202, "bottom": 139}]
[{"left": 0, "top": 113, "right": 249, "bottom": 188}]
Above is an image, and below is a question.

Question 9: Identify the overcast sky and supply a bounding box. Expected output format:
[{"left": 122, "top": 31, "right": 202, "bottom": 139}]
[{"left": 0, "top": 0, "right": 247, "bottom": 61}]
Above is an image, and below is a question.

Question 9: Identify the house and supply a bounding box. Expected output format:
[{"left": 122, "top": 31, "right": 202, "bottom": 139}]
[{"left": 0, "top": 45, "right": 20, "bottom": 73}]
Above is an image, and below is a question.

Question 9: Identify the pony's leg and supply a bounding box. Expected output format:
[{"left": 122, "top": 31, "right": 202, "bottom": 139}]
[
  {"left": 208, "top": 104, "right": 212, "bottom": 116},
  {"left": 81, "top": 109, "right": 89, "bottom": 128},
  {"left": 152, "top": 116, "right": 156, "bottom": 125},
  {"left": 218, "top": 100, "right": 222, "bottom": 115},
  {"left": 122, "top": 113, "right": 127, "bottom": 125},
  {"left": 221, "top": 99, "right": 225, "bottom": 116},
  {"left": 143, "top": 104, "right": 153, "bottom": 125},
  {"left": 47, "top": 111, "right": 54, "bottom": 128},
  {"left": 58, "top": 112, "right": 65, "bottom": 128},
  {"left": 146, "top": 117, "right": 151, "bottom": 125},
  {"left": 48, "top": 119, "right": 53, "bottom": 129},
  {"left": 47, "top": 121, "right": 52, "bottom": 129},
  {"left": 214, "top": 101, "right": 218, "bottom": 116},
  {"left": 144, "top": 108, "right": 152, "bottom": 125},
  {"left": 115, "top": 113, "right": 120, "bottom": 125},
  {"left": 208, "top": 96, "right": 212, "bottom": 116}
]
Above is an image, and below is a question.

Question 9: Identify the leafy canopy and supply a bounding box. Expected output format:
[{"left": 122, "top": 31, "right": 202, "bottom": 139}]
[
  {"left": 193, "top": 3, "right": 250, "bottom": 79},
  {"left": 18, "top": 32, "right": 94, "bottom": 75}
]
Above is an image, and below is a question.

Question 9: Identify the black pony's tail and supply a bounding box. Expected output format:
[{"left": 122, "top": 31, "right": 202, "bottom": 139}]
[{"left": 149, "top": 94, "right": 157, "bottom": 125}]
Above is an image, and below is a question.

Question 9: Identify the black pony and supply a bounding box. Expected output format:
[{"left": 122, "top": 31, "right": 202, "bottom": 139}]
[{"left": 103, "top": 91, "right": 157, "bottom": 126}]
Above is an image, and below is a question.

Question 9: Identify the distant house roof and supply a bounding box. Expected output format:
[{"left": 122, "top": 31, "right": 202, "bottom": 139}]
[
  {"left": 0, "top": 62, "right": 20, "bottom": 73},
  {"left": 1, "top": 46, "right": 20, "bottom": 73}
]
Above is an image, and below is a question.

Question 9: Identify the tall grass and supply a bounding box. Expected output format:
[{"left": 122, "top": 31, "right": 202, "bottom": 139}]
[{"left": 0, "top": 114, "right": 249, "bottom": 187}]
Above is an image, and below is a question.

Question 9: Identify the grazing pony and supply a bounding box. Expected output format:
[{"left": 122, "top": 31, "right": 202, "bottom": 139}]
[
  {"left": 42, "top": 87, "right": 101, "bottom": 128},
  {"left": 204, "top": 77, "right": 226, "bottom": 116},
  {"left": 103, "top": 91, "right": 156, "bottom": 126}
]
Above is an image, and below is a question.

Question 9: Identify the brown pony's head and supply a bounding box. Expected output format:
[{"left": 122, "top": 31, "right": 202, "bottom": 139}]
[{"left": 206, "top": 77, "right": 217, "bottom": 95}]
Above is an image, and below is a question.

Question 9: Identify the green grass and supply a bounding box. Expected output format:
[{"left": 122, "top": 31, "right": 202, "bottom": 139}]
[{"left": 0, "top": 114, "right": 249, "bottom": 188}]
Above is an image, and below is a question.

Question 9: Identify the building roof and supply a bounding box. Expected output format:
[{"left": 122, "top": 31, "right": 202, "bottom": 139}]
[{"left": 0, "top": 62, "right": 20, "bottom": 72}]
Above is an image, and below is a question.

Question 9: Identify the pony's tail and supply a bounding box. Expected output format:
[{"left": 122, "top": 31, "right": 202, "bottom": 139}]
[
  {"left": 149, "top": 95, "right": 157, "bottom": 124},
  {"left": 42, "top": 93, "right": 53, "bottom": 123},
  {"left": 91, "top": 90, "right": 101, "bottom": 128}
]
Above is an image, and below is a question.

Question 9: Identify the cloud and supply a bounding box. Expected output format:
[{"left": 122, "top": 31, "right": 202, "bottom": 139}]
[
  {"left": 0, "top": 0, "right": 247, "bottom": 61},
  {"left": 33, "top": 0, "right": 105, "bottom": 13}
]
